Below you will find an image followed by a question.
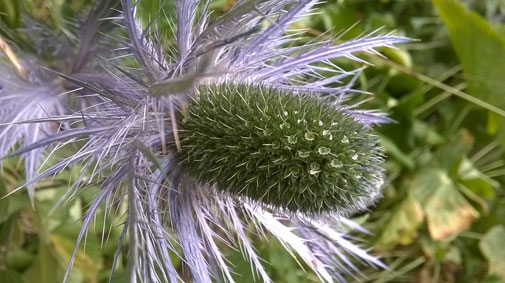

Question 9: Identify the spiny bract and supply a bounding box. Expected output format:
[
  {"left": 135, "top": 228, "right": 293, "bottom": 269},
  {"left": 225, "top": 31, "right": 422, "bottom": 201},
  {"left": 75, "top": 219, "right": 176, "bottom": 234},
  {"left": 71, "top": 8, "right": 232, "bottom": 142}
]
[{"left": 176, "top": 84, "right": 385, "bottom": 215}]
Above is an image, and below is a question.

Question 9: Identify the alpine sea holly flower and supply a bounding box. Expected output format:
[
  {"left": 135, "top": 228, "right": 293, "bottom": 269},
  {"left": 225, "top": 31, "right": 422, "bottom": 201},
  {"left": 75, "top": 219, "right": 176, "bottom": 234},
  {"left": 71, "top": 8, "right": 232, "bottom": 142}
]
[{"left": 1, "top": 0, "right": 409, "bottom": 282}]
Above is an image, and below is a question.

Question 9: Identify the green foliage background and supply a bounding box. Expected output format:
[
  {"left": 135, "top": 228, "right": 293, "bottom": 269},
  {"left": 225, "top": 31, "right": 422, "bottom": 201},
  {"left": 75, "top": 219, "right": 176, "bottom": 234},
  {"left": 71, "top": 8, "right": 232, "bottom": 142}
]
[{"left": 1, "top": 0, "right": 505, "bottom": 282}]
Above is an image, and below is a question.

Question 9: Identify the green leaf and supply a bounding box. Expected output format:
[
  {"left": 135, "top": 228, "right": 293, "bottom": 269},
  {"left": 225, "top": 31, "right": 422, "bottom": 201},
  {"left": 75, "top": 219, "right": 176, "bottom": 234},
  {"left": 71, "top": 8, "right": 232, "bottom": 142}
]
[
  {"left": 23, "top": 239, "right": 62, "bottom": 283},
  {"left": 0, "top": 268, "right": 25, "bottom": 283},
  {"left": 479, "top": 225, "right": 505, "bottom": 279},
  {"left": 432, "top": 0, "right": 505, "bottom": 138},
  {"left": 487, "top": 112, "right": 502, "bottom": 135},
  {"left": 0, "top": 0, "right": 21, "bottom": 28},
  {"left": 383, "top": 47, "right": 412, "bottom": 69},
  {"left": 6, "top": 249, "right": 35, "bottom": 271},
  {"left": 377, "top": 195, "right": 424, "bottom": 247},
  {"left": 433, "top": 0, "right": 505, "bottom": 107},
  {"left": 0, "top": 213, "right": 15, "bottom": 245},
  {"left": 48, "top": 213, "right": 103, "bottom": 283},
  {"left": 0, "top": 177, "right": 8, "bottom": 223},
  {"left": 264, "top": 240, "right": 318, "bottom": 283},
  {"left": 457, "top": 157, "right": 499, "bottom": 200},
  {"left": 50, "top": 232, "right": 102, "bottom": 283},
  {"left": 314, "top": 4, "right": 362, "bottom": 39},
  {"left": 412, "top": 120, "right": 445, "bottom": 145},
  {"left": 482, "top": 274, "right": 505, "bottom": 283},
  {"left": 379, "top": 135, "right": 415, "bottom": 169},
  {"left": 412, "top": 169, "right": 479, "bottom": 240}
]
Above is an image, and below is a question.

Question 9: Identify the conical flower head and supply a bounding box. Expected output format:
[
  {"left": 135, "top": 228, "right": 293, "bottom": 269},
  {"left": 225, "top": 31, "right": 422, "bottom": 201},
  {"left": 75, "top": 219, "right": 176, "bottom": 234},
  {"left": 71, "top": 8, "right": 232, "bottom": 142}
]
[{"left": 177, "top": 83, "right": 385, "bottom": 215}]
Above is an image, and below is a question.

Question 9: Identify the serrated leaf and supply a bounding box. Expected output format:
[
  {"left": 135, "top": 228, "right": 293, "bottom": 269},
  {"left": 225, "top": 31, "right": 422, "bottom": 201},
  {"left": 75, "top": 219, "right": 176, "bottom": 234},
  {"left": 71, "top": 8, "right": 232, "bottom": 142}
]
[
  {"left": 412, "top": 169, "right": 479, "bottom": 240},
  {"left": 479, "top": 225, "right": 505, "bottom": 279}
]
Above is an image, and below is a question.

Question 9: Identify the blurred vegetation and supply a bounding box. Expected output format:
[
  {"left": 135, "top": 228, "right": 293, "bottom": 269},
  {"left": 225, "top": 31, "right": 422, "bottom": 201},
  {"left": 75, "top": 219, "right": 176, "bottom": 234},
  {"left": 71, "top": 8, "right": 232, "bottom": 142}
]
[{"left": 1, "top": 0, "right": 505, "bottom": 282}]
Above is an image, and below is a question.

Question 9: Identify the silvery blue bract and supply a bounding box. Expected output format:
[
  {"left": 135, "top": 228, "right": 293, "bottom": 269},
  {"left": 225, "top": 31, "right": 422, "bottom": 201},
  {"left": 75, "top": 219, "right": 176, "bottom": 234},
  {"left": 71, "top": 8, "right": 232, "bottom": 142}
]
[{"left": 0, "top": 0, "right": 409, "bottom": 282}]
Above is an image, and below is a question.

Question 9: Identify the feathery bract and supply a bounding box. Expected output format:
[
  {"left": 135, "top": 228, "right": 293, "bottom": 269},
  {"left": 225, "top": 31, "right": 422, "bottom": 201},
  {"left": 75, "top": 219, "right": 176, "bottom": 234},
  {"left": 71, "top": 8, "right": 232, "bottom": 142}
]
[{"left": 0, "top": 0, "right": 409, "bottom": 282}]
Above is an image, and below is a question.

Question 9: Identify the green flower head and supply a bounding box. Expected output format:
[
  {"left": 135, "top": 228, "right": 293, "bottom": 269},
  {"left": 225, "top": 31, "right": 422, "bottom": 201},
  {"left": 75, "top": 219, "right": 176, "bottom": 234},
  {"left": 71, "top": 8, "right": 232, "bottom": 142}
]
[{"left": 176, "top": 84, "right": 385, "bottom": 215}]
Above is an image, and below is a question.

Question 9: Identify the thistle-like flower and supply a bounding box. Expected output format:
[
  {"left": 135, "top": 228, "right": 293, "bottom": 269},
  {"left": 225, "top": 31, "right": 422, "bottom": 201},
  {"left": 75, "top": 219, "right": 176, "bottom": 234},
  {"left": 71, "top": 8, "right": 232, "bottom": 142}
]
[
  {"left": 1, "top": 1, "right": 409, "bottom": 282},
  {"left": 178, "top": 83, "right": 385, "bottom": 215}
]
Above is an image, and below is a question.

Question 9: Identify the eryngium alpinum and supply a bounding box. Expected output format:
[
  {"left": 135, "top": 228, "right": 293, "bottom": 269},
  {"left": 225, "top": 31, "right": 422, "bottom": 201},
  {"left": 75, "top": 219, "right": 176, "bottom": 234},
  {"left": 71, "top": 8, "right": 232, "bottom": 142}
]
[{"left": 0, "top": 0, "right": 409, "bottom": 282}]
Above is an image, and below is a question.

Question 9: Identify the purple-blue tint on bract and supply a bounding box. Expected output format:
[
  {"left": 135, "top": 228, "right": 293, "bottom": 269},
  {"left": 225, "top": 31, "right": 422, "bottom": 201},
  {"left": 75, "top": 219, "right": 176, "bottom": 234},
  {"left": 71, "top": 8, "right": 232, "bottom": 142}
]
[{"left": 0, "top": 1, "right": 409, "bottom": 282}]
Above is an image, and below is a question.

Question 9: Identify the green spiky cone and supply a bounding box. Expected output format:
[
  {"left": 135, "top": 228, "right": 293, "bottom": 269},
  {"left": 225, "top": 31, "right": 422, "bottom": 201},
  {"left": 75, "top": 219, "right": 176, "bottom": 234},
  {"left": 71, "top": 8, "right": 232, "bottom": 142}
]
[{"left": 174, "top": 84, "right": 385, "bottom": 215}]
